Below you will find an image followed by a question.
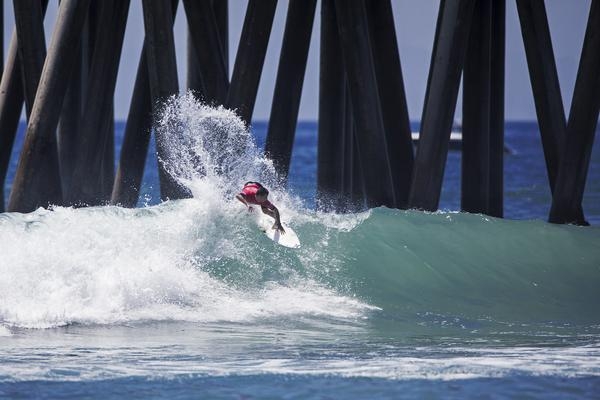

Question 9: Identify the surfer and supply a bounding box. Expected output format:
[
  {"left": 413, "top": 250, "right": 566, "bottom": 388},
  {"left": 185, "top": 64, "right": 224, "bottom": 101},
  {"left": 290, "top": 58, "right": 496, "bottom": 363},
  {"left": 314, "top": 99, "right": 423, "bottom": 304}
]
[{"left": 236, "top": 182, "right": 285, "bottom": 234}]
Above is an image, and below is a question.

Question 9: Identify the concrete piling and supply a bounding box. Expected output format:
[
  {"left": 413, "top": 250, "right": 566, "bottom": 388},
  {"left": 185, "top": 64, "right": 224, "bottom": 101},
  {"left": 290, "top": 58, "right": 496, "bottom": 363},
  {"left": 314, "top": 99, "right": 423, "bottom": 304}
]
[
  {"left": 184, "top": 0, "right": 229, "bottom": 104},
  {"left": 334, "top": 0, "right": 395, "bottom": 208},
  {"left": 365, "top": 0, "right": 413, "bottom": 209},
  {"left": 516, "top": 0, "right": 565, "bottom": 193},
  {"left": 488, "top": 0, "right": 506, "bottom": 218},
  {"left": 110, "top": 46, "right": 153, "bottom": 207},
  {"left": 517, "top": 0, "right": 586, "bottom": 223},
  {"left": 68, "top": 0, "right": 130, "bottom": 206},
  {"left": 0, "top": 32, "right": 24, "bottom": 213},
  {"left": 142, "top": 0, "right": 189, "bottom": 201},
  {"left": 409, "top": 0, "right": 476, "bottom": 212},
  {"left": 462, "top": 0, "right": 492, "bottom": 214},
  {"left": 265, "top": 0, "right": 316, "bottom": 180},
  {"left": 460, "top": 0, "right": 505, "bottom": 218},
  {"left": 549, "top": 0, "right": 600, "bottom": 225},
  {"left": 8, "top": 0, "right": 91, "bottom": 213},
  {"left": 226, "top": 0, "right": 277, "bottom": 125},
  {"left": 13, "top": 0, "right": 46, "bottom": 119},
  {"left": 317, "top": 0, "right": 346, "bottom": 210}
]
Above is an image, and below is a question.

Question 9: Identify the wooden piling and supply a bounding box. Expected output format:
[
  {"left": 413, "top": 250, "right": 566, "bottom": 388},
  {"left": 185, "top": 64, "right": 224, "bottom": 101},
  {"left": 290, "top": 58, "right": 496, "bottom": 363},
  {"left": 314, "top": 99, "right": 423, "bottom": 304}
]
[
  {"left": 264, "top": 0, "right": 316, "bottom": 180},
  {"left": 187, "top": 0, "right": 227, "bottom": 100},
  {"left": 8, "top": 0, "right": 91, "bottom": 213},
  {"left": 68, "top": 0, "right": 129, "bottom": 206},
  {"left": 187, "top": 31, "right": 206, "bottom": 99},
  {"left": 213, "top": 0, "right": 229, "bottom": 74},
  {"left": 90, "top": 5, "right": 116, "bottom": 205},
  {"left": 344, "top": 88, "right": 366, "bottom": 211},
  {"left": 58, "top": 0, "right": 94, "bottom": 201},
  {"left": 341, "top": 88, "right": 354, "bottom": 204},
  {"left": 516, "top": 0, "right": 586, "bottom": 223},
  {"left": 408, "top": 0, "right": 476, "bottom": 211},
  {"left": 461, "top": 0, "right": 505, "bottom": 217},
  {"left": 0, "top": 32, "right": 24, "bottom": 213},
  {"left": 183, "top": 0, "right": 229, "bottom": 104},
  {"left": 111, "top": 47, "right": 154, "bottom": 207},
  {"left": 488, "top": 0, "right": 505, "bottom": 218},
  {"left": 226, "top": 0, "right": 277, "bottom": 125},
  {"left": 516, "top": 0, "right": 564, "bottom": 190},
  {"left": 142, "top": 0, "right": 189, "bottom": 201},
  {"left": 0, "top": 0, "right": 3, "bottom": 74},
  {"left": 462, "top": 0, "right": 492, "bottom": 214},
  {"left": 101, "top": 110, "right": 115, "bottom": 203},
  {"left": 365, "top": 0, "right": 413, "bottom": 209},
  {"left": 142, "top": 0, "right": 180, "bottom": 102},
  {"left": 549, "top": 0, "right": 600, "bottom": 225},
  {"left": 112, "top": 0, "right": 179, "bottom": 207},
  {"left": 57, "top": 42, "right": 82, "bottom": 200},
  {"left": 317, "top": 0, "right": 345, "bottom": 210},
  {"left": 334, "top": 0, "right": 396, "bottom": 208},
  {"left": 13, "top": 0, "right": 46, "bottom": 119}
]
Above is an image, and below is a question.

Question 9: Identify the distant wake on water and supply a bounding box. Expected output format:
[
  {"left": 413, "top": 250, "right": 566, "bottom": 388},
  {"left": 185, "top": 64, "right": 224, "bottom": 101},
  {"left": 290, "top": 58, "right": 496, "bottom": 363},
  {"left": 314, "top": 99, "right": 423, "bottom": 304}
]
[{"left": 1, "top": 94, "right": 599, "bottom": 336}]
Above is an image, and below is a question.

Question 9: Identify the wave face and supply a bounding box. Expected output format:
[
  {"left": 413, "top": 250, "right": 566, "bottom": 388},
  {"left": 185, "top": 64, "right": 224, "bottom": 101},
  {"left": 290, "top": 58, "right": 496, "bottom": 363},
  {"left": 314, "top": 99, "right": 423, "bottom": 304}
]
[{"left": 1, "top": 94, "right": 599, "bottom": 335}]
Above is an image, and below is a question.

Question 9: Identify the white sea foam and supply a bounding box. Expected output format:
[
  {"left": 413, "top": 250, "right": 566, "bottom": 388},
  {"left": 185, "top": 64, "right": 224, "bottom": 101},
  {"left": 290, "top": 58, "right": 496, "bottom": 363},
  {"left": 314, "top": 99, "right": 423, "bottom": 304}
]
[
  {"left": 0, "top": 95, "right": 373, "bottom": 329},
  {"left": 0, "top": 325, "right": 10, "bottom": 336},
  {"left": 0, "top": 200, "right": 373, "bottom": 329}
]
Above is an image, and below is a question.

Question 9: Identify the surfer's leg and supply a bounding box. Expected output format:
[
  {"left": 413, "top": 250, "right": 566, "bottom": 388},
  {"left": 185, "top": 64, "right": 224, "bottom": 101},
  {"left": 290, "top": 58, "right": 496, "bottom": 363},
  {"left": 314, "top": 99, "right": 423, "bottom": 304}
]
[{"left": 261, "top": 207, "right": 276, "bottom": 220}]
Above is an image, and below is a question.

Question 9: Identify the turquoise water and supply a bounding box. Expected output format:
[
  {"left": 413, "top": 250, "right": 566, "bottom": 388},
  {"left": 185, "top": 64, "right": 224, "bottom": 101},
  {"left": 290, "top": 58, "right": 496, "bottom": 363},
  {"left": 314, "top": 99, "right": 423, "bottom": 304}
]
[
  {"left": 1, "top": 95, "right": 599, "bottom": 398},
  {"left": 1, "top": 204, "right": 599, "bottom": 398}
]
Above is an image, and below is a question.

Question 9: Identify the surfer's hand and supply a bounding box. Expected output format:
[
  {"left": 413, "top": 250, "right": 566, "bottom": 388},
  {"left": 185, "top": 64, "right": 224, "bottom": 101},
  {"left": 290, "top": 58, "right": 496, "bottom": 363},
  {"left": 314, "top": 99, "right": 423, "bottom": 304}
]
[{"left": 247, "top": 206, "right": 254, "bottom": 213}]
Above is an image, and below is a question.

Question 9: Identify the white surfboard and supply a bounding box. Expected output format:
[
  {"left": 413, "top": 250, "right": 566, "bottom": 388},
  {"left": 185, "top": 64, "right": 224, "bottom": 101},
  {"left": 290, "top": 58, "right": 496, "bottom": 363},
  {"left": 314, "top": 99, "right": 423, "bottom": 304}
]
[{"left": 257, "top": 216, "right": 301, "bottom": 248}]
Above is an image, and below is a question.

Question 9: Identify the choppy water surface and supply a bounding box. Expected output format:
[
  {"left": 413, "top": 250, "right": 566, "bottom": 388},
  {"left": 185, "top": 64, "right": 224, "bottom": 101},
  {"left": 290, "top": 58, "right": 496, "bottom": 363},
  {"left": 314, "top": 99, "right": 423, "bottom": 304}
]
[{"left": 1, "top": 95, "right": 599, "bottom": 398}]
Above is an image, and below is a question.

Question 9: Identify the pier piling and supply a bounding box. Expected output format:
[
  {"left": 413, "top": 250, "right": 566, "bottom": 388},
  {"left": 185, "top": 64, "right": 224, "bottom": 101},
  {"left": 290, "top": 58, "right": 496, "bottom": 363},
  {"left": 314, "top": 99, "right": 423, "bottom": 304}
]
[
  {"left": 213, "top": 0, "right": 229, "bottom": 74},
  {"left": 0, "top": 32, "right": 24, "bottom": 213},
  {"left": 226, "top": 0, "right": 277, "bottom": 125},
  {"left": 488, "top": 0, "right": 505, "bottom": 218},
  {"left": 334, "top": 0, "right": 395, "bottom": 208},
  {"left": 13, "top": 0, "right": 46, "bottom": 120},
  {"left": 317, "top": 0, "right": 345, "bottom": 210},
  {"left": 517, "top": 0, "right": 586, "bottom": 223},
  {"left": 142, "top": 0, "right": 188, "bottom": 201},
  {"left": 68, "top": 0, "right": 129, "bottom": 206},
  {"left": 516, "top": 0, "right": 565, "bottom": 193},
  {"left": 8, "top": 0, "right": 91, "bottom": 213},
  {"left": 549, "top": 0, "right": 600, "bottom": 225},
  {"left": 265, "top": 0, "right": 316, "bottom": 180},
  {"left": 111, "top": 47, "right": 153, "bottom": 208},
  {"left": 462, "top": 0, "right": 492, "bottom": 214},
  {"left": 112, "top": 0, "right": 179, "bottom": 207},
  {"left": 409, "top": 0, "right": 476, "bottom": 211},
  {"left": 0, "top": 1, "right": 595, "bottom": 225},
  {"left": 184, "top": 0, "right": 229, "bottom": 105},
  {"left": 57, "top": 36, "right": 82, "bottom": 200},
  {"left": 365, "top": 0, "right": 413, "bottom": 209}
]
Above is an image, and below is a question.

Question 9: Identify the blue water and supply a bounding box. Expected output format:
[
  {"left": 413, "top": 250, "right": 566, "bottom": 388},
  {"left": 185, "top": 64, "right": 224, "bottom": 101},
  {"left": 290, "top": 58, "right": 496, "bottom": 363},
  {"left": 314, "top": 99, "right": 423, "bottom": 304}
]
[
  {"left": 4, "top": 117, "right": 600, "bottom": 223},
  {"left": 116, "top": 119, "right": 600, "bottom": 223},
  {"left": 1, "top": 97, "right": 599, "bottom": 398}
]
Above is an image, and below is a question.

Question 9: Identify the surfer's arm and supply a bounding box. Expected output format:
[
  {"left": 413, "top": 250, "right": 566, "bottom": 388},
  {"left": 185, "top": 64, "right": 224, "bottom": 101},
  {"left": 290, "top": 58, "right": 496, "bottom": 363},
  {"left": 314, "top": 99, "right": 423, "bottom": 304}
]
[{"left": 236, "top": 194, "right": 253, "bottom": 211}]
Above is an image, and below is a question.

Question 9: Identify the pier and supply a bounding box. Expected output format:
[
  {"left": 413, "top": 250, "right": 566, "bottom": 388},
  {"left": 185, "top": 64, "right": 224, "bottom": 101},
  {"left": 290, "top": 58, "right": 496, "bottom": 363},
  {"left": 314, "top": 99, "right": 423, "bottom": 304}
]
[{"left": 0, "top": 0, "right": 598, "bottom": 225}]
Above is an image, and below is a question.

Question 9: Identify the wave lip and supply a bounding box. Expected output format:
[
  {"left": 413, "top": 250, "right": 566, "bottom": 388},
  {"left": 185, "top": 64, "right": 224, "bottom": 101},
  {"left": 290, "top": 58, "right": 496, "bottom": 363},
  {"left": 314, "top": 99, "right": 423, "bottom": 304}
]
[
  {"left": 0, "top": 200, "right": 376, "bottom": 329},
  {"left": 2, "top": 97, "right": 599, "bottom": 333},
  {"left": 326, "top": 208, "right": 600, "bottom": 329}
]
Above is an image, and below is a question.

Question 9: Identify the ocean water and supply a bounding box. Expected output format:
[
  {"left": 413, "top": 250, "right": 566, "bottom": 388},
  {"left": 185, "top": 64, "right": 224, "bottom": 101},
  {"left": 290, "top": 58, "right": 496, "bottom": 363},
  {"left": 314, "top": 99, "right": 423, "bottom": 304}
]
[{"left": 1, "top": 94, "right": 599, "bottom": 399}]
